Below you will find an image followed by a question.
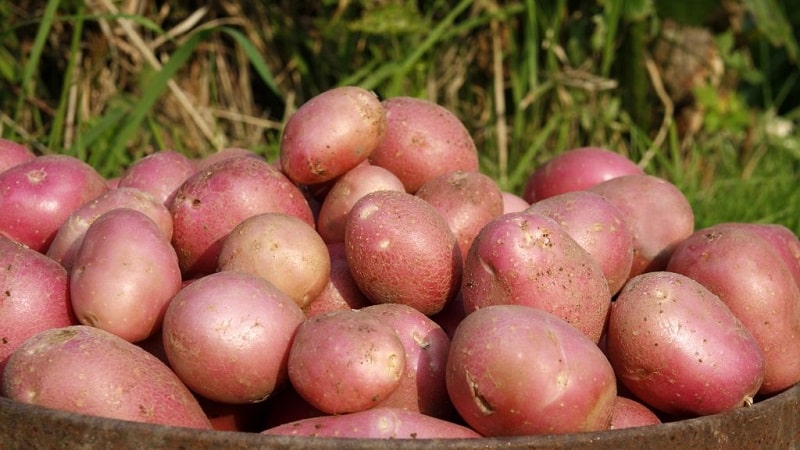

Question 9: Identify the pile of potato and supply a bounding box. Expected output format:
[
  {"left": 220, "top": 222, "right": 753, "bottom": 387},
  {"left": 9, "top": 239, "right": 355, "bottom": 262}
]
[{"left": 1, "top": 86, "right": 799, "bottom": 439}]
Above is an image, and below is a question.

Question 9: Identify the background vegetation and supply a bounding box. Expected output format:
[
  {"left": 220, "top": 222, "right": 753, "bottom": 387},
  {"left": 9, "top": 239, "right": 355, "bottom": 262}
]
[{"left": 0, "top": 0, "right": 798, "bottom": 232}]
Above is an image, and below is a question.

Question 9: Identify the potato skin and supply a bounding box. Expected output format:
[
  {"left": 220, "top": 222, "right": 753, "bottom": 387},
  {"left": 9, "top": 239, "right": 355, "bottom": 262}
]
[
  {"left": 2, "top": 325, "right": 212, "bottom": 429},
  {"left": 303, "top": 242, "right": 371, "bottom": 317},
  {"left": 117, "top": 150, "right": 196, "bottom": 205},
  {"left": 345, "top": 190, "right": 462, "bottom": 316},
  {"left": 606, "top": 271, "right": 765, "bottom": 416},
  {"left": 446, "top": 305, "right": 617, "bottom": 436},
  {"left": 609, "top": 396, "right": 662, "bottom": 429},
  {"left": 0, "top": 138, "right": 35, "bottom": 173}
]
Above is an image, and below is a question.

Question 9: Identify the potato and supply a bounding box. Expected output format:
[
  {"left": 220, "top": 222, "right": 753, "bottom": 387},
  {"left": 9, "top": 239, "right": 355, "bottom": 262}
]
[
  {"left": 302, "top": 242, "right": 371, "bottom": 317},
  {"left": 117, "top": 150, "right": 196, "bottom": 205},
  {"left": 345, "top": 190, "right": 462, "bottom": 316},
  {"left": 162, "top": 271, "right": 305, "bottom": 404},
  {"left": 609, "top": 396, "right": 662, "bottom": 430},
  {"left": 523, "top": 146, "right": 643, "bottom": 203},
  {"left": 0, "top": 154, "right": 109, "bottom": 252},
  {"left": 218, "top": 212, "right": 330, "bottom": 308},
  {"left": 0, "top": 138, "right": 35, "bottom": 173},
  {"left": 415, "top": 170, "right": 504, "bottom": 261},
  {"left": 369, "top": 96, "right": 479, "bottom": 193},
  {"left": 2, "top": 325, "right": 212, "bottom": 429},
  {"left": 195, "top": 147, "right": 260, "bottom": 170},
  {"left": 446, "top": 305, "right": 617, "bottom": 436},
  {"left": 738, "top": 223, "right": 800, "bottom": 289},
  {"left": 0, "top": 235, "right": 75, "bottom": 377},
  {"left": 527, "top": 190, "right": 634, "bottom": 294},
  {"left": 47, "top": 187, "right": 173, "bottom": 271},
  {"left": 361, "top": 303, "right": 452, "bottom": 418},
  {"left": 606, "top": 271, "right": 765, "bottom": 416},
  {"left": 197, "top": 396, "right": 270, "bottom": 432},
  {"left": 169, "top": 155, "right": 314, "bottom": 276},
  {"left": 316, "top": 162, "right": 405, "bottom": 243},
  {"left": 461, "top": 210, "right": 611, "bottom": 343},
  {"left": 261, "top": 407, "right": 481, "bottom": 439},
  {"left": 280, "top": 86, "right": 386, "bottom": 185},
  {"left": 501, "top": 191, "right": 530, "bottom": 214},
  {"left": 589, "top": 174, "right": 694, "bottom": 278},
  {"left": 70, "top": 208, "right": 182, "bottom": 342},
  {"left": 667, "top": 223, "right": 800, "bottom": 395},
  {"left": 287, "top": 309, "right": 406, "bottom": 414}
]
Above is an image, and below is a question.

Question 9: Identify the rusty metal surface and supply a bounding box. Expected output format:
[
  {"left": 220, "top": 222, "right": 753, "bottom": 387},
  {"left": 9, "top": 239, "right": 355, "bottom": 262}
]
[{"left": 1, "top": 385, "right": 799, "bottom": 450}]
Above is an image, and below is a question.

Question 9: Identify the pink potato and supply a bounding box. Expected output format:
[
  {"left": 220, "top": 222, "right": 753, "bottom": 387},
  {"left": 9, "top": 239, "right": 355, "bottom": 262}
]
[
  {"left": 609, "top": 396, "right": 662, "bottom": 429},
  {"left": 316, "top": 162, "right": 405, "bottom": 243},
  {"left": 415, "top": 170, "right": 504, "bottom": 262},
  {"left": 195, "top": 147, "right": 260, "bottom": 171},
  {"left": 162, "top": 271, "right": 305, "bottom": 404},
  {"left": 117, "top": 150, "right": 196, "bottom": 205},
  {"left": 0, "top": 154, "right": 109, "bottom": 252},
  {"left": 287, "top": 309, "right": 406, "bottom": 414},
  {"left": 737, "top": 223, "right": 800, "bottom": 289},
  {"left": 2, "top": 325, "right": 212, "bottom": 429},
  {"left": 280, "top": 86, "right": 386, "bottom": 185},
  {"left": 169, "top": 155, "right": 314, "bottom": 276},
  {"left": 527, "top": 190, "right": 634, "bottom": 294},
  {"left": 446, "top": 305, "right": 617, "bottom": 436},
  {"left": 0, "top": 138, "right": 35, "bottom": 173},
  {"left": 667, "top": 223, "right": 800, "bottom": 395},
  {"left": 302, "top": 242, "right": 371, "bottom": 317},
  {"left": 501, "top": 191, "right": 530, "bottom": 214},
  {"left": 589, "top": 174, "right": 694, "bottom": 278},
  {"left": 0, "top": 235, "right": 76, "bottom": 377},
  {"left": 218, "top": 212, "right": 330, "bottom": 308},
  {"left": 262, "top": 407, "right": 480, "bottom": 439},
  {"left": 369, "top": 96, "right": 479, "bottom": 193},
  {"left": 70, "top": 208, "right": 182, "bottom": 343},
  {"left": 361, "top": 303, "right": 453, "bottom": 418},
  {"left": 606, "top": 271, "right": 765, "bottom": 416},
  {"left": 461, "top": 210, "right": 611, "bottom": 343},
  {"left": 523, "top": 146, "right": 643, "bottom": 203},
  {"left": 344, "top": 190, "right": 462, "bottom": 316},
  {"left": 47, "top": 187, "right": 173, "bottom": 271}
]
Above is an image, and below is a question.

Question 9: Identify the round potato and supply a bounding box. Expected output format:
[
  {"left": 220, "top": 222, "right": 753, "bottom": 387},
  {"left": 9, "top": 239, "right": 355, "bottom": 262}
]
[
  {"left": 302, "top": 242, "right": 371, "bottom": 317},
  {"left": 609, "top": 396, "right": 662, "bottom": 430},
  {"left": 0, "top": 138, "right": 35, "bottom": 173},
  {"left": 117, "top": 150, "right": 196, "bottom": 205}
]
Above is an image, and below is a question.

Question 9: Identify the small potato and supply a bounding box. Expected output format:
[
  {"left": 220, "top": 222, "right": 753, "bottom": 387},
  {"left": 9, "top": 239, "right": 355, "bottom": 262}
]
[
  {"left": 218, "top": 212, "right": 330, "bottom": 308},
  {"left": 609, "top": 396, "right": 662, "bottom": 430},
  {"left": 302, "top": 242, "right": 371, "bottom": 317},
  {"left": 70, "top": 208, "right": 182, "bottom": 342},
  {"left": 446, "top": 305, "right": 617, "bottom": 436},
  {"left": 261, "top": 407, "right": 481, "bottom": 439},
  {"left": 0, "top": 138, "right": 35, "bottom": 173},
  {"left": 162, "top": 271, "right": 306, "bottom": 404},
  {"left": 287, "top": 309, "right": 406, "bottom": 414},
  {"left": 117, "top": 150, "right": 196, "bottom": 205},
  {"left": 501, "top": 191, "right": 530, "bottom": 214},
  {"left": 606, "top": 271, "right": 765, "bottom": 416},
  {"left": 2, "top": 325, "right": 211, "bottom": 429},
  {"left": 280, "top": 86, "right": 386, "bottom": 185}
]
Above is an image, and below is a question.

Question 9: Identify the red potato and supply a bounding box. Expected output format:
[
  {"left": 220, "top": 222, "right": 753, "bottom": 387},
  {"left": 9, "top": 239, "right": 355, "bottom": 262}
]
[
  {"left": 461, "top": 210, "right": 611, "bottom": 343},
  {"left": 447, "top": 305, "right": 617, "bottom": 436},
  {"left": 0, "top": 154, "right": 109, "bottom": 252},
  {"left": 260, "top": 385, "right": 326, "bottom": 430},
  {"left": 70, "top": 208, "right": 182, "bottom": 343},
  {"left": 169, "top": 155, "right": 314, "bottom": 276},
  {"left": 162, "top": 271, "right": 305, "bottom": 404},
  {"left": 606, "top": 271, "right": 765, "bottom": 416},
  {"left": 415, "top": 170, "right": 504, "bottom": 262},
  {"left": 527, "top": 190, "right": 634, "bottom": 295},
  {"left": 523, "top": 146, "right": 643, "bottom": 203},
  {"left": 302, "top": 242, "right": 371, "bottom": 317},
  {"left": 261, "top": 407, "right": 481, "bottom": 439},
  {"left": 195, "top": 147, "right": 260, "bottom": 170},
  {"left": 738, "top": 223, "right": 800, "bottom": 289},
  {"left": 609, "top": 396, "right": 662, "bottom": 429},
  {"left": 218, "top": 212, "right": 330, "bottom": 309},
  {"left": 0, "top": 235, "right": 76, "bottom": 377},
  {"left": 316, "top": 162, "right": 405, "bottom": 243},
  {"left": 501, "top": 191, "right": 530, "bottom": 214},
  {"left": 0, "top": 138, "right": 35, "bottom": 173},
  {"left": 2, "top": 325, "right": 212, "bottom": 429},
  {"left": 369, "top": 96, "right": 479, "bottom": 193},
  {"left": 47, "top": 187, "right": 173, "bottom": 271},
  {"left": 667, "top": 223, "right": 800, "bottom": 395},
  {"left": 280, "top": 86, "right": 386, "bottom": 185},
  {"left": 197, "top": 396, "right": 270, "bottom": 432},
  {"left": 345, "top": 190, "right": 462, "bottom": 316},
  {"left": 361, "top": 303, "right": 453, "bottom": 419},
  {"left": 589, "top": 174, "right": 694, "bottom": 278},
  {"left": 287, "top": 309, "right": 406, "bottom": 414},
  {"left": 117, "top": 150, "right": 196, "bottom": 205}
]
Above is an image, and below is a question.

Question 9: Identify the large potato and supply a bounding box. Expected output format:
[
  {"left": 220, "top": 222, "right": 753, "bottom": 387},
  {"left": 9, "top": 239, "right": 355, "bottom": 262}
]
[
  {"left": 117, "top": 150, "right": 196, "bottom": 205},
  {"left": 738, "top": 223, "right": 800, "bottom": 289},
  {"left": 461, "top": 210, "right": 611, "bottom": 343},
  {"left": 218, "top": 212, "right": 330, "bottom": 308},
  {"left": 2, "top": 325, "right": 212, "bottom": 429},
  {"left": 667, "top": 222, "right": 800, "bottom": 394},
  {"left": 369, "top": 96, "right": 479, "bottom": 193},
  {"left": 345, "top": 190, "right": 462, "bottom": 316},
  {"left": 606, "top": 271, "right": 765, "bottom": 416},
  {"left": 70, "top": 208, "right": 182, "bottom": 342},
  {"left": 280, "top": 86, "right": 386, "bottom": 185},
  {"left": 446, "top": 305, "right": 617, "bottom": 436},
  {"left": 0, "top": 154, "right": 109, "bottom": 252},
  {"left": 162, "top": 271, "right": 305, "bottom": 404}
]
